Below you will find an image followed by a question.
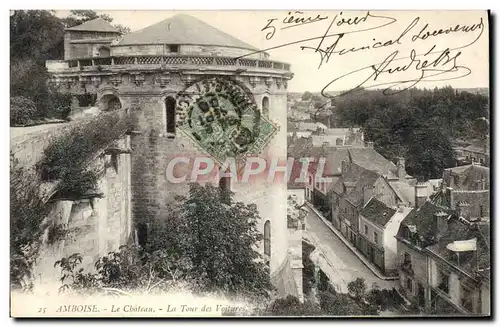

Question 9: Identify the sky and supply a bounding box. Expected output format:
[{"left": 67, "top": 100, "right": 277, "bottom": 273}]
[{"left": 54, "top": 10, "right": 489, "bottom": 93}]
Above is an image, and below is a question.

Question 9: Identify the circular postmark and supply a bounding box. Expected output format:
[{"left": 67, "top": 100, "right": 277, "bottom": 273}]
[{"left": 176, "top": 77, "right": 274, "bottom": 164}]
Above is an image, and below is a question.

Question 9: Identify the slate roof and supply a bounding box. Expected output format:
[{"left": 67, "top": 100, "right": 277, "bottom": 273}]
[
  {"left": 360, "top": 197, "right": 397, "bottom": 227},
  {"left": 397, "top": 201, "right": 451, "bottom": 246},
  {"left": 66, "top": 18, "right": 120, "bottom": 33},
  {"left": 345, "top": 169, "right": 381, "bottom": 207},
  {"left": 426, "top": 221, "right": 490, "bottom": 276},
  {"left": 116, "top": 14, "right": 259, "bottom": 50},
  {"left": 348, "top": 148, "right": 400, "bottom": 179}
]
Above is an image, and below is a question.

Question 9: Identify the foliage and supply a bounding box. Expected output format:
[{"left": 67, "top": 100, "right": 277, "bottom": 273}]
[
  {"left": 10, "top": 154, "right": 51, "bottom": 290},
  {"left": 46, "top": 224, "right": 69, "bottom": 245},
  {"left": 38, "top": 111, "right": 130, "bottom": 197},
  {"left": 175, "top": 183, "right": 273, "bottom": 299},
  {"left": 364, "top": 286, "right": 405, "bottom": 312},
  {"left": 335, "top": 87, "right": 489, "bottom": 180},
  {"left": 260, "top": 295, "right": 324, "bottom": 316},
  {"left": 347, "top": 277, "right": 367, "bottom": 300},
  {"left": 56, "top": 183, "right": 273, "bottom": 300},
  {"left": 318, "top": 286, "right": 371, "bottom": 316},
  {"left": 47, "top": 91, "right": 73, "bottom": 120},
  {"left": 302, "top": 241, "right": 316, "bottom": 296},
  {"left": 76, "top": 93, "right": 98, "bottom": 107},
  {"left": 302, "top": 91, "right": 313, "bottom": 101},
  {"left": 10, "top": 10, "right": 131, "bottom": 121},
  {"left": 10, "top": 96, "right": 37, "bottom": 126}
]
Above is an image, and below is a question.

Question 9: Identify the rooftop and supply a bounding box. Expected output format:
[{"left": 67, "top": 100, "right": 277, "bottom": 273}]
[
  {"left": 360, "top": 197, "right": 397, "bottom": 227},
  {"left": 66, "top": 18, "right": 120, "bottom": 33},
  {"left": 115, "top": 14, "right": 259, "bottom": 51}
]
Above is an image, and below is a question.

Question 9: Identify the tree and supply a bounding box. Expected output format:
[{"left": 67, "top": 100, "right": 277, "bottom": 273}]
[
  {"left": 55, "top": 183, "right": 273, "bottom": 300},
  {"left": 318, "top": 287, "right": 368, "bottom": 316},
  {"left": 347, "top": 277, "right": 366, "bottom": 300},
  {"left": 180, "top": 183, "right": 272, "bottom": 299},
  {"left": 302, "top": 91, "right": 313, "bottom": 101},
  {"left": 405, "top": 125, "right": 456, "bottom": 181}
]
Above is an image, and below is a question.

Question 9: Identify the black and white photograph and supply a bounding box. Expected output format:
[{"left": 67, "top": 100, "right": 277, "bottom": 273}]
[{"left": 9, "top": 9, "right": 491, "bottom": 318}]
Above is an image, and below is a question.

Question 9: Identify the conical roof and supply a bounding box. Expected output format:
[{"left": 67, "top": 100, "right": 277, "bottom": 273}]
[
  {"left": 66, "top": 17, "right": 120, "bottom": 33},
  {"left": 116, "top": 14, "right": 259, "bottom": 51}
]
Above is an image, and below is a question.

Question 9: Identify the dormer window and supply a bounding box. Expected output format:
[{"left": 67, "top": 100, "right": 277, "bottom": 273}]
[{"left": 169, "top": 45, "right": 179, "bottom": 53}]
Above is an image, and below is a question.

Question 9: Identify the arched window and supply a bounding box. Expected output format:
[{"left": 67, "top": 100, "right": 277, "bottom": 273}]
[
  {"left": 262, "top": 96, "right": 269, "bottom": 118},
  {"left": 165, "top": 96, "right": 176, "bottom": 137},
  {"left": 98, "top": 46, "right": 110, "bottom": 57},
  {"left": 100, "top": 94, "right": 121, "bottom": 111},
  {"left": 264, "top": 220, "right": 271, "bottom": 256}
]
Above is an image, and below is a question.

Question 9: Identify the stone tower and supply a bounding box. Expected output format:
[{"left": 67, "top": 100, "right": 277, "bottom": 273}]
[{"left": 46, "top": 14, "right": 296, "bottom": 296}]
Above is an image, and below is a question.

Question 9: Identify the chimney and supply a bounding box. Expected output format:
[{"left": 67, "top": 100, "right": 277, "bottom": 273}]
[
  {"left": 366, "top": 141, "right": 374, "bottom": 148},
  {"left": 435, "top": 211, "right": 449, "bottom": 235},
  {"left": 414, "top": 183, "right": 429, "bottom": 208},
  {"left": 363, "top": 185, "right": 374, "bottom": 206},
  {"left": 397, "top": 157, "right": 406, "bottom": 181}
]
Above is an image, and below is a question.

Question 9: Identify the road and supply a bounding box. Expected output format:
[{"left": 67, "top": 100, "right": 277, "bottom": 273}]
[{"left": 305, "top": 209, "right": 397, "bottom": 292}]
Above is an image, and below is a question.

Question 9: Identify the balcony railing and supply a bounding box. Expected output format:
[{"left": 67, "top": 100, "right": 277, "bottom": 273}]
[{"left": 47, "top": 55, "right": 291, "bottom": 73}]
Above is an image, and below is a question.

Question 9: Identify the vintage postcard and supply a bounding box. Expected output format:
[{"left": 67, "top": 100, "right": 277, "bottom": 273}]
[{"left": 10, "top": 9, "right": 490, "bottom": 318}]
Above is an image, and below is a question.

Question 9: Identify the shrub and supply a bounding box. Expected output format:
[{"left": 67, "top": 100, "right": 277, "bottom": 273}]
[
  {"left": 318, "top": 287, "right": 367, "bottom": 316},
  {"left": 10, "top": 154, "right": 51, "bottom": 289},
  {"left": 38, "top": 111, "right": 130, "bottom": 181},
  {"left": 10, "top": 96, "right": 37, "bottom": 126},
  {"left": 347, "top": 277, "right": 367, "bottom": 300},
  {"left": 47, "top": 92, "right": 73, "bottom": 120}
]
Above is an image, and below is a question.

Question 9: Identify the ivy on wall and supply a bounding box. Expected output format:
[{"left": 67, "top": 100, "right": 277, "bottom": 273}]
[
  {"left": 38, "top": 110, "right": 131, "bottom": 198},
  {"left": 11, "top": 109, "right": 131, "bottom": 290}
]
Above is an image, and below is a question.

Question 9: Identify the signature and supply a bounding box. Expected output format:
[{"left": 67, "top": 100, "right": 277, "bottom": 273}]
[
  {"left": 244, "top": 11, "right": 485, "bottom": 98},
  {"left": 322, "top": 46, "right": 471, "bottom": 97}
]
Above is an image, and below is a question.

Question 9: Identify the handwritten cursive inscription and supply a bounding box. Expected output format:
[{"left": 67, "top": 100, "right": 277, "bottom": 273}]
[{"left": 250, "top": 11, "right": 485, "bottom": 97}]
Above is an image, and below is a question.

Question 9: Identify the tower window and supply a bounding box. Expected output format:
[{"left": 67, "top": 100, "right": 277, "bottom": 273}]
[
  {"left": 165, "top": 96, "right": 176, "bottom": 137},
  {"left": 262, "top": 96, "right": 269, "bottom": 118},
  {"left": 264, "top": 220, "right": 271, "bottom": 257},
  {"left": 169, "top": 45, "right": 179, "bottom": 53}
]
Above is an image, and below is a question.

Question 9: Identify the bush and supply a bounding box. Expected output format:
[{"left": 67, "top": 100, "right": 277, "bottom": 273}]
[
  {"left": 318, "top": 287, "right": 367, "bottom": 316},
  {"left": 47, "top": 92, "right": 73, "bottom": 120},
  {"left": 10, "top": 96, "right": 37, "bottom": 126},
  {"left": 347, "top": 277, "right": 367, "bottom": 300}
]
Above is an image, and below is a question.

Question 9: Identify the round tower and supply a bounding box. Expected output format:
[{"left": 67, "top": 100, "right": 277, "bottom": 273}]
[{"left": 47, "top": 14, "right": 294, "bottom": 294}]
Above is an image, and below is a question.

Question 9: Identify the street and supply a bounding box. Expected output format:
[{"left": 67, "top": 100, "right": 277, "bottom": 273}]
[{"left": 305, "top": 209, "right": 397, "bottom": 292}]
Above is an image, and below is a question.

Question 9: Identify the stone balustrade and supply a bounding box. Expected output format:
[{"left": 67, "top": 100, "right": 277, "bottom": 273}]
[{"left": 47, "top": 55, "right": 291, "bottom": 73}]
